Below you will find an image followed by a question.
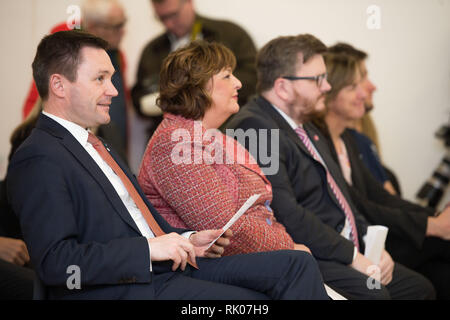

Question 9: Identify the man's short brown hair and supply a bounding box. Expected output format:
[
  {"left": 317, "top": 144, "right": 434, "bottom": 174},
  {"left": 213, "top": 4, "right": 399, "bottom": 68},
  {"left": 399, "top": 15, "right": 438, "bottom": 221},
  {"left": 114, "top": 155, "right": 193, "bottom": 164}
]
[
  {"left": 157, "top": 40, "right": 236, "bottom": 120},
  {"left": 32, "top": 30, "right": 108, "bottom": 101},
  {"left": 256, "top": 34, "right": 327, "bottom": 93}
]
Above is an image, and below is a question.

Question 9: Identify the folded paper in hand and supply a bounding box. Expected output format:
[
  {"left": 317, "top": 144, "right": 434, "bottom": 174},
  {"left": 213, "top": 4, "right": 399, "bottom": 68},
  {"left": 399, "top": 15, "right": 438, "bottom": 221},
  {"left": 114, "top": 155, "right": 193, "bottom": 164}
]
[
  {"left": 364, "top": 225, "right": 389, "bottom": 264},
  {"left": 206, "top": 194, "right": 261, "bottom": 250}
]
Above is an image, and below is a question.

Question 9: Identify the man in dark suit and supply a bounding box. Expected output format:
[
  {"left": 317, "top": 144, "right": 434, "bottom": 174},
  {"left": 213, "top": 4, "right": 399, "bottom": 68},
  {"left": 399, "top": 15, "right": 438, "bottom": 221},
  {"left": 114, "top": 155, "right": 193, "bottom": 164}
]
[
  {"left": 6, "top": 30, "right": 328, "bottom": 300},
  {"left": 224, "top": 34, "right": 435, "bottom": 299}
]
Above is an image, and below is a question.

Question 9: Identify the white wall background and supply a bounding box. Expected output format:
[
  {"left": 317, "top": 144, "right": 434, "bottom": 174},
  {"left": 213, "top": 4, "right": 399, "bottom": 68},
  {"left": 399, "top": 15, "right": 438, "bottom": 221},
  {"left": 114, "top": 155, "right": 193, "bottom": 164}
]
[{"left": 1, "top": 0, "right": 449, "bottom": 204}]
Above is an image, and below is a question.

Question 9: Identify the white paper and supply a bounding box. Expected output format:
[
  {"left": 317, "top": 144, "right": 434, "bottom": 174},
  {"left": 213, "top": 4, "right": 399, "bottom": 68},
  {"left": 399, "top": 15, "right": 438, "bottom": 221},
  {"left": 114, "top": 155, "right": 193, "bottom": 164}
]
[
  {"left": 364, "top": 225, "right": 389, "bottom": 264},
  {"left": 205, "top": 194, "right": 261, "bottom": 249},
  {"left": 324, "top": 284, "right": 347, "bottom": 300}
]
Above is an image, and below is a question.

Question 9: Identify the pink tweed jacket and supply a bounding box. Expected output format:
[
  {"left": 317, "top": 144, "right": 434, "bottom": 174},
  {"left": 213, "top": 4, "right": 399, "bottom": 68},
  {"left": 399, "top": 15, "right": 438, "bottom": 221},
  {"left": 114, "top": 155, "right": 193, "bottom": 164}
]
[{"left": 138, "top": 113, "right": 294, "bottom": 255}]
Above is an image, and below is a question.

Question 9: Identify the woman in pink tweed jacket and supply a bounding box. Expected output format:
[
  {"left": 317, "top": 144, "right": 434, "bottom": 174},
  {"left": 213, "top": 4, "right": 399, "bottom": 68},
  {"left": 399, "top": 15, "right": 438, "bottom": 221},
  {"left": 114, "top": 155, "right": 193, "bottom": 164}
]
[{"left": 138, "top": 40, "right": 309, "bottom": 256}]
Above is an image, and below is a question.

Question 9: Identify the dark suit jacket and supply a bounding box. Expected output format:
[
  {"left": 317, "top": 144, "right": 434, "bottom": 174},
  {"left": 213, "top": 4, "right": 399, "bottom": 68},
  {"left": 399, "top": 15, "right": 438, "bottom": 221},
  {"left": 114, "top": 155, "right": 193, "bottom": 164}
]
[
  {"left": 319, "top": 127, "right": 434, "bottom": 250},
  {"left": 224, "top": 96, "right": 369, "bottom": 264},
  {"left": 7, "top": 114, "right": 187, "bottom": 299},
  {"left": 0, "top": 179, "right": 22, "bottom": 239}
]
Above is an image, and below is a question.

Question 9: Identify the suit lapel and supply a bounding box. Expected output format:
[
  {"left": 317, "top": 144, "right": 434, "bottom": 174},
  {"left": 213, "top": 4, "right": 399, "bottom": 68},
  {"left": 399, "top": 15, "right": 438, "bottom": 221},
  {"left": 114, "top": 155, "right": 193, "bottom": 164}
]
[
  {"left": 254, "top": 96, "right": 320, "bottom": 163},
  {"left": 37, "top": 115, "right": 142, "bottom": 235},
  {"left": 304, "top": 123, "right": 347, "bottom": 187},
  {"left": 99, "top": 138, "right": 175, "bottom": 233},
  {"left": 304, "top": 122, "right": 358, "bottom": 213},
  {"left": 254, "top": 98, "right": 347, "bottom": 213}
]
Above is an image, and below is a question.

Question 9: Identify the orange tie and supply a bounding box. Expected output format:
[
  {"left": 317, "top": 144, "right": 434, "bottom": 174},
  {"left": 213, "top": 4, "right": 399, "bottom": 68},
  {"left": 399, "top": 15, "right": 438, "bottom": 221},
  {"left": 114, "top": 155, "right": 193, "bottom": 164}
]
[{"left": 87, "top": 132, "right": 198, "bottom": 268}]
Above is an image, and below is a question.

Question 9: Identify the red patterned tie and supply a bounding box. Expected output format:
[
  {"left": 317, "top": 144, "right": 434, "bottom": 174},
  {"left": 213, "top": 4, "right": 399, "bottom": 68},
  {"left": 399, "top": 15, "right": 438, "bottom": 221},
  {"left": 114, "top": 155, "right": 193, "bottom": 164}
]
[
  {"left": 87, "top": 132, "right": 199, "bottom": 268},
  {"left": 295, "top": 127, "right": 360, "bottom": 251}
]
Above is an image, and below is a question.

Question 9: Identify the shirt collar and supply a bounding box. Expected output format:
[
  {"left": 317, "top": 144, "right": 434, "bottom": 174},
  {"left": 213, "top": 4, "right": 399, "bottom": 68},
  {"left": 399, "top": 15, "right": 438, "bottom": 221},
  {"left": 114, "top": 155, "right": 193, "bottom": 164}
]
[
  {"left": 42, "top": 111, "right": 90, "bottom": 146},
  {"left": 271, "top": 104, "right": 300, "bottom": 130}
]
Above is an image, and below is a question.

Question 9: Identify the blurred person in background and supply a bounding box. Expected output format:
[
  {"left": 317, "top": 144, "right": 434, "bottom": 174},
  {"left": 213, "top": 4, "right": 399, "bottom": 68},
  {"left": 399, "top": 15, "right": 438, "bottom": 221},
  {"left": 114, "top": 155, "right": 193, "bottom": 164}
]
[
  {"left": 326, "top": 43, "right": 400, "bottom": 196},
  {"left": 132, "top": 0, "right": 257, "bottom": 141},
  {"left": 311, "top": 48, "right": 450, "bottom": 299},
  {"left": 21, "top": 0, "right": 129, "bottom": 164}
]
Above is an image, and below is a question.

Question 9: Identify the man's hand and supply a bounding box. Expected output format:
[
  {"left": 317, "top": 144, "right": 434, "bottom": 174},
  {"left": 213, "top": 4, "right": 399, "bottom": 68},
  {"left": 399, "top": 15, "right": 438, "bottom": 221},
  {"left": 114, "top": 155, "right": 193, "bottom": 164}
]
[
  {"left": 190, "top": 229, "right": 232, "bottom": 258},
  {"left": 0, "top": 237, "right": 30, "bottom": 266},
  {"left": 351, "top": 250, "right": 394, "bottom": 286},
  {"left": 148, "top": 233, "right": 197, "bottom": 271},
  {"left": 427, "top": 206, "right": 450, "bottom": 240},
  {"left": 378, "top": 250, "right": 394, "bottom": 285},
  {"left": 148, "top": 230, "right": 233, "bottom": 271},
  {"left": 293, "top": 243, "right": 312, "bottom": 254},
  {"left": 351, "top": 252, "right": 380, "bottom": 282}
]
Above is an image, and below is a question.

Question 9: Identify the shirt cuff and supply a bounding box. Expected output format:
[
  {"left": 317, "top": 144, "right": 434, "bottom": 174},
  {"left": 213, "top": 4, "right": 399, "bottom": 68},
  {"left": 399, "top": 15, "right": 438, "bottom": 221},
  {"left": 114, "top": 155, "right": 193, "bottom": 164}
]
[
  {"left": 353, "top": 246, "right": 358, "bottom": 262},
  {"left": 147, "top": 240, "right": 153, "bottom": 272},
  {"left": 182, "top": 231, "right": 196, "bottom": 239},
  {"left": 147, "top": 232, "right": 195, "bottom": 272}
]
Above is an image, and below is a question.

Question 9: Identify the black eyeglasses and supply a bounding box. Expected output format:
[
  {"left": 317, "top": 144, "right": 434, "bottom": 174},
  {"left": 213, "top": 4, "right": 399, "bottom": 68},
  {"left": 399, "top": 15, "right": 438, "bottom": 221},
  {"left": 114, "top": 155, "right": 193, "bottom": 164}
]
[{"left": 282, "top": 73, "right": 328, "bottom": 87}]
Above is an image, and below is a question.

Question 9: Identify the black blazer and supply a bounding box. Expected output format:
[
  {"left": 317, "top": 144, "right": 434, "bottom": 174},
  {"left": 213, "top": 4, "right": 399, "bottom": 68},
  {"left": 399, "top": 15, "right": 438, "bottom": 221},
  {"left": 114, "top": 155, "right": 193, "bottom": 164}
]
[
  {"left": 225, "top": 96, "right": 369, "bottom": 264},
  {"left": 321, "top": 127, "right": 434, "bottom": 250},
  {"left": 7, "top": 114, "right": 187, "bottom": 299},
  {"left": 0, "top": 179, "right": 22, "bottom": 239}
]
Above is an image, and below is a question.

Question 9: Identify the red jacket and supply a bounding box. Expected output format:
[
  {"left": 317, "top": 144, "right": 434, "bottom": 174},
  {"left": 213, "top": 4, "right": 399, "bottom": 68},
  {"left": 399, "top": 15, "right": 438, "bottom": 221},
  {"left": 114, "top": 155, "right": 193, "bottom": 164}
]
[{"left": 138, "top": 113, "right": 295, "bottom": 256}]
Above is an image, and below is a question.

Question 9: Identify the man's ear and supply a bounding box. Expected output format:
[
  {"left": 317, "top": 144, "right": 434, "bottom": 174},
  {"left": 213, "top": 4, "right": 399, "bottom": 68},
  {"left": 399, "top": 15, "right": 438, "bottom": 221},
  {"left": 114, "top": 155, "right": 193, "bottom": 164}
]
[
  {"left": 49, "top": 74, "right": 67, "bottom": 99},
  {"left": 273, "top": 77, "right": 292, "bottom": 102}
]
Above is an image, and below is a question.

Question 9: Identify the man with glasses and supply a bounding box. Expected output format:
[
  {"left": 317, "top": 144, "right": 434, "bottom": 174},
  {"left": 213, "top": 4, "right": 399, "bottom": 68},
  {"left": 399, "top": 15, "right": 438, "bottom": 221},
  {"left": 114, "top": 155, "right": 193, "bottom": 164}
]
[
  {"left": 131, "top": 0, "right": 257, "bottom": 139},
  {"left": 224, "top": 34, "right": 435, "bottom": 299}
]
